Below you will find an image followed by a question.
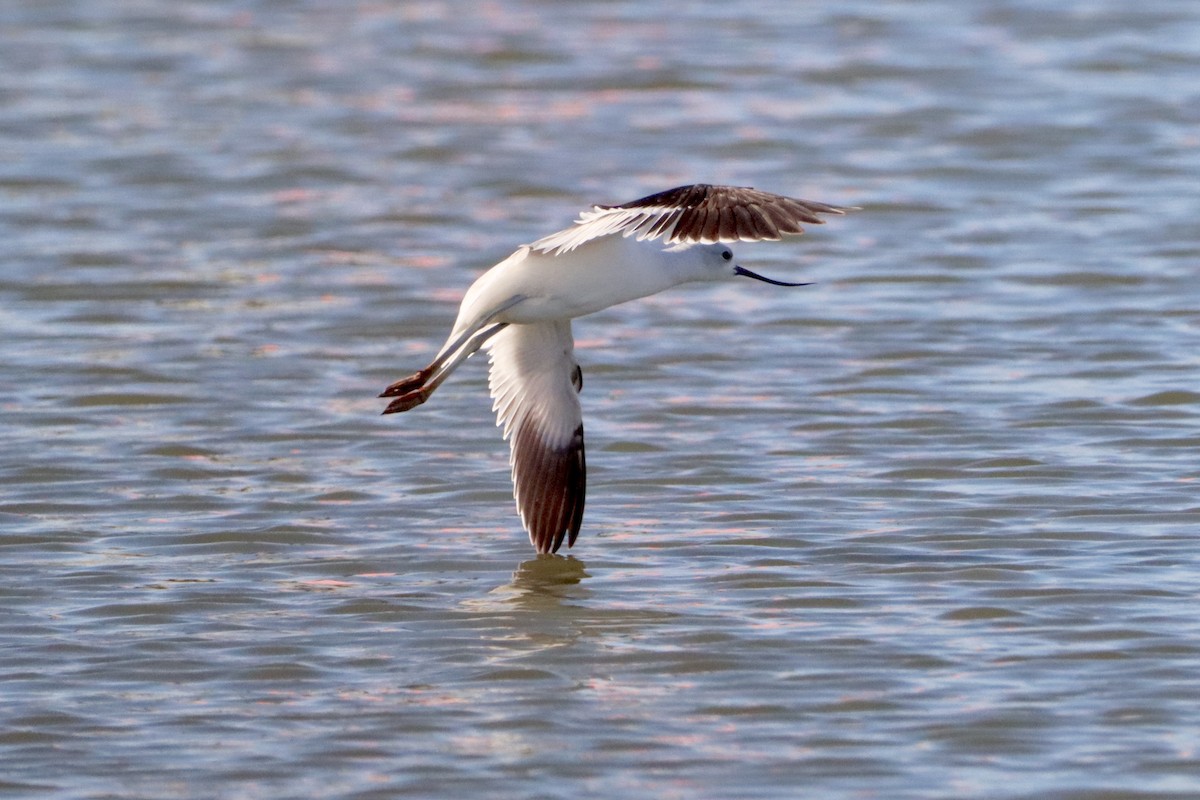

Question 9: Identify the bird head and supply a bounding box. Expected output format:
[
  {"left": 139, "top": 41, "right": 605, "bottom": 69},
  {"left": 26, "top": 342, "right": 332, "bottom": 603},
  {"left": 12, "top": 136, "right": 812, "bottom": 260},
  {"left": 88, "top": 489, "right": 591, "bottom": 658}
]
[{"left": 697, "top": 243, "right": 810, "bottom": 287}]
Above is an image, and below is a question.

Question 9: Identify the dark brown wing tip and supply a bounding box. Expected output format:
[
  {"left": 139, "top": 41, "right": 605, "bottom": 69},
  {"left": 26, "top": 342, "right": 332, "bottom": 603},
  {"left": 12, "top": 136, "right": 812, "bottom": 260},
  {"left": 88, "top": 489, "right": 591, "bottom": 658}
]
[
  {"left": 681, "top": 187, "right": 849, "bottom": 243},
  {"left": 597, "top": 183, "right": 717, "bottom": 211},
  {"left": 602, "top": 184, "right": 853, "bottom": 211},
  {"left": 518, "top": 423, "right": 586, "bottom": 554},
  {"left": 600, "top": 184, "right": 852, "bottom": 245}
]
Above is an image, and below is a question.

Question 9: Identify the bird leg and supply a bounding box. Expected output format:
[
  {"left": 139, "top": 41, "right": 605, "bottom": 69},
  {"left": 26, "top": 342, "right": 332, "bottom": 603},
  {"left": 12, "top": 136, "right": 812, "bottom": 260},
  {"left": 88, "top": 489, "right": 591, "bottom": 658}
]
[
  {"left": 380, "top": 320, "right": 489, "bottom": 398},
  {"left": 381, "top": 295, "right": 526, "bottom": 400},
  {"left": 380, "top": 366, "right": 435, "bottom": 398},
  {"left": 380, "top": 322, "right": 508, "bottom": 414},
  {"left": 381, "top": 385, "right": 432, "bottom": 414}
]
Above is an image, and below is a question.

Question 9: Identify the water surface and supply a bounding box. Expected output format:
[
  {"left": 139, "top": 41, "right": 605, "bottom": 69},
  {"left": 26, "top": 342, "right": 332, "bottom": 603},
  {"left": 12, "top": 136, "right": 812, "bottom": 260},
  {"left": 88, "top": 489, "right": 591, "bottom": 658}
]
[{"left": 2, "top": 1, "right": 1199, "bottom": 798}]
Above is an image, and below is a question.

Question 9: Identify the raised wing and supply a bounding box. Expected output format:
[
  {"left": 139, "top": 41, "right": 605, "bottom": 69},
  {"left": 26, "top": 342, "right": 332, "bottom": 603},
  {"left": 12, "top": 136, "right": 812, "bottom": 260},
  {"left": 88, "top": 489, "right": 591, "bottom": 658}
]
[
  {"left": 487, "top": 320, "right": 585, "bottom": 554},
  {"left": 531, "top": 183, "right": 851, "bottom": 255}
]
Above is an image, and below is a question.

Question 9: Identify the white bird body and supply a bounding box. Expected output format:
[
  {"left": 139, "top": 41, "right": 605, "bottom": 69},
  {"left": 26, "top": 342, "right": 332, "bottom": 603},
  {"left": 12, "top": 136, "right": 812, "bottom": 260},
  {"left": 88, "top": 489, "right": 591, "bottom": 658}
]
[
  {"left": 381, "top": 184, "right": 852, "bottom": 554},
  {"left": 453, "top": 235, "right": 711, "bottom": 333}
]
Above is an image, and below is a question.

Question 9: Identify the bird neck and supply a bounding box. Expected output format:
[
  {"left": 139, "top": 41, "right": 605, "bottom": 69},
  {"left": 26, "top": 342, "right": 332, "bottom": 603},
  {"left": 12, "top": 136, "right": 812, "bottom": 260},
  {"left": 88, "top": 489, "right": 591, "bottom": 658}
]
[{"left": 658, "top": 244, "right": 717, "bottom": 286}]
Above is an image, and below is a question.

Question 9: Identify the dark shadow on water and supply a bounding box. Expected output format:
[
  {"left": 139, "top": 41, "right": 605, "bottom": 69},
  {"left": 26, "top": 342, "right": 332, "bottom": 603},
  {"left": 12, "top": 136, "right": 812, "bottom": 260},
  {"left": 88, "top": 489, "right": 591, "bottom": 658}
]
[
  {"left": 497, "top": 554, "right": 590, "bottom": 610},
  {"left": 511, "top": 554, "right": 588, "bottom": 592}
]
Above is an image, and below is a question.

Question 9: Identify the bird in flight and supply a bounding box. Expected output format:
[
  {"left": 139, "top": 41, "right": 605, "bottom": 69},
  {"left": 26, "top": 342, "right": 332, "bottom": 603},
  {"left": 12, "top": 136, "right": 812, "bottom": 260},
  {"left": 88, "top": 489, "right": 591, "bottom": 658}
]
[{"left": 381, "top": 184, "right": 852, "bottom": 554}]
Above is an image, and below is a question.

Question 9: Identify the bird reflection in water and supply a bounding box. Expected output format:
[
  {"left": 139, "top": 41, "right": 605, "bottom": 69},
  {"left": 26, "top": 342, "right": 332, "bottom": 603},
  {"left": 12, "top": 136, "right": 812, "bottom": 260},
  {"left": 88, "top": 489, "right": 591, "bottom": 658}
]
[{"left": 493, "top": 555, "right": 590, "bottom": 611}]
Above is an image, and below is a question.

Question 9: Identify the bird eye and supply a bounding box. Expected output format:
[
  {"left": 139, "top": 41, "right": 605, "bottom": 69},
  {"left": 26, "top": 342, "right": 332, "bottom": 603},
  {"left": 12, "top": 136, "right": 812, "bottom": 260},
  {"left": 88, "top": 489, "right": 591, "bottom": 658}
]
[{"left": 721, "top": 249, "right": 732, "bottom": 261}]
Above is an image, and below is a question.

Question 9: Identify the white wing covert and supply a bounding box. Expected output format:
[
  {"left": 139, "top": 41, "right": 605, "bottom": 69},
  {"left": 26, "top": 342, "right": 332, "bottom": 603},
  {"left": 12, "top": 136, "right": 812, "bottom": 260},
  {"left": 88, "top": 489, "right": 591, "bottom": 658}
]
[{"left": 486, "top": 321, "right": 585, "bottom": 554}]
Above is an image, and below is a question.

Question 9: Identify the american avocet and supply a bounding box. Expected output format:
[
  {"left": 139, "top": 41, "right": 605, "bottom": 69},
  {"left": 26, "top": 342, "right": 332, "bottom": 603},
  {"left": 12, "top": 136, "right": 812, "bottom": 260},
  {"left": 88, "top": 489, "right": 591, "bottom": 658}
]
[{"left": 381, "top": 184, "right": 852, "bottom": 554}]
